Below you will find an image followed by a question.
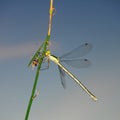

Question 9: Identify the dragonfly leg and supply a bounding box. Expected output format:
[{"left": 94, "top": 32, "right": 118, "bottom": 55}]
[{"left": 40, "top": 58, "right": 50, "bottom": 70}]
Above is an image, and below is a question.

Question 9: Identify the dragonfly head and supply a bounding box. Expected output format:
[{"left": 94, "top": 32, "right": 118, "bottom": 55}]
[{"left": 45, "top": 50, "right": 51, "bottom": 56}]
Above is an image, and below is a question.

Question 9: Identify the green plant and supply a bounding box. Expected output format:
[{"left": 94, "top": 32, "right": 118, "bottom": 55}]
[{"left": 25, "top": 0, "right": 55, "bottom": 119}]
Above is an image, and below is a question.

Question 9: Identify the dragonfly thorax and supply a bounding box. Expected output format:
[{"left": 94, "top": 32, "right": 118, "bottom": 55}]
[{"left": 45, "top": 50, "right": 51, "bottom": 56}]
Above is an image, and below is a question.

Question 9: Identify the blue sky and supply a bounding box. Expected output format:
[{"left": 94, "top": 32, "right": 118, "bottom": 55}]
[{"left": 0, "top": 0, "right": 120, "bottom": 120}]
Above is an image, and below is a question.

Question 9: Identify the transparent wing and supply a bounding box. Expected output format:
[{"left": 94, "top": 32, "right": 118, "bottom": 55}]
[
  {"left": 61, "top": 58, "right": 91, "bottom": 68},
  {"left": 60, "top": 43, "right": 92, "bottom": 59},
  {"left": 58, "top": 66, "right": 66, "bottom": 89}
]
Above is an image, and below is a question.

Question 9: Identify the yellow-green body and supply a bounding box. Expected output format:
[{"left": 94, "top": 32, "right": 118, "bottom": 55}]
[{"left": 46, "top": 50, "right": 97, "bottom": 101}]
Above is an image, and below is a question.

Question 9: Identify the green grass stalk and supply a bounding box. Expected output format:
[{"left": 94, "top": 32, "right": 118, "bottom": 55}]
[{"left": 24, "top": 0, "right": 54, "bottom": 119}]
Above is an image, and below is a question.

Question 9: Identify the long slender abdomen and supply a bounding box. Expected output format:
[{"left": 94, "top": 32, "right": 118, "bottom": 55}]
[{"left": 57, "top": 62, "right": 97, "bottom": 101}]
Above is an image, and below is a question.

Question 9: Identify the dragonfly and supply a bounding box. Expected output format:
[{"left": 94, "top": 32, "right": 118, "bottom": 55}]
[{"left": 31, "top": 43, "right": 97, "bottom": 101}]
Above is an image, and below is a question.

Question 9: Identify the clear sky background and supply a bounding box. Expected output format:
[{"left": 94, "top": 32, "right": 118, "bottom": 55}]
[{"left": 0, "top": 0, "right": 120, "bottom": 120}]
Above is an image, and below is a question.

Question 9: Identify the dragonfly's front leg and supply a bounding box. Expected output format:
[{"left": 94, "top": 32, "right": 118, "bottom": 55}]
[{"left": 40, "top": 57, "right": 50, "bottom": 70}]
